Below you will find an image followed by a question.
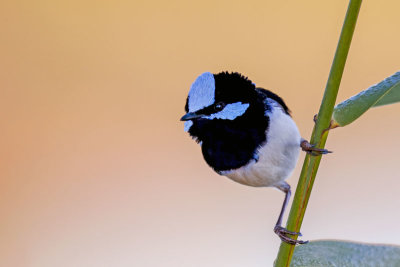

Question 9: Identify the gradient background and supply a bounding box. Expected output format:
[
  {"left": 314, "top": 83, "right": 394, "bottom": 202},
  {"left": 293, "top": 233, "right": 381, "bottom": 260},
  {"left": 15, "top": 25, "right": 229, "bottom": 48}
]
[{"left": 1, "top": 0, "right": 400, "bottom": 266}]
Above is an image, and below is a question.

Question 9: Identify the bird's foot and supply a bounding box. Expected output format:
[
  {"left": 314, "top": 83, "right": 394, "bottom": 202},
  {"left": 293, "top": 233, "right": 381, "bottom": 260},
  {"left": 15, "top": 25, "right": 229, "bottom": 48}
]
[
  {"left": 274, "top": 226, "right": 308, "bottom": 245},
  {"left": 313, "top": 115, "right": 339, "bottom": 133},
  {"left": 300, "top": 139, "right": 332, "bottom": 156}
]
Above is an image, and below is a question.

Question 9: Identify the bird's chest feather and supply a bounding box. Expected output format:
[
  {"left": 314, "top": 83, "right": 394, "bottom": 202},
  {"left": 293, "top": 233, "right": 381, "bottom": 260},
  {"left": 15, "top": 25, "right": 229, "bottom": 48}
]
[
  {"left": 189, "top": 114, "right": 268, "bottom": 172},
  {"left": 222, "top": 107, "right": 301, "bottom": 187},
  {"left": 201, "top": 127, "right": 263, "bottom": 172}
]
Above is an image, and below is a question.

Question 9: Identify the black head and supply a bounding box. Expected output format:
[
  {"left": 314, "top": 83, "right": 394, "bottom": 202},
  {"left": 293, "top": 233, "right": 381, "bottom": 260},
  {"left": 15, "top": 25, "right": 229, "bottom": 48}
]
[{"left": 181, "top": 71, "right": 275, "bottom": 173}]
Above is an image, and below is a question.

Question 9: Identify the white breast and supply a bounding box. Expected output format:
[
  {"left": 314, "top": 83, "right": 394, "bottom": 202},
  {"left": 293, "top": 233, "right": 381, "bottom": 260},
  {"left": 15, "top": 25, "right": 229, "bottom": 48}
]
[{"left": 221, "top": 99, "right": 301, "bottom": 187}]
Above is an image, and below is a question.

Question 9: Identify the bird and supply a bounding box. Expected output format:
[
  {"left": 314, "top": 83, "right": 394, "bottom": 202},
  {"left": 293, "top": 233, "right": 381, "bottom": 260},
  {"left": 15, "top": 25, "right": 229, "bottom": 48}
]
[{"left": 180, "top": 71, "right": 330, "bottom": 244}]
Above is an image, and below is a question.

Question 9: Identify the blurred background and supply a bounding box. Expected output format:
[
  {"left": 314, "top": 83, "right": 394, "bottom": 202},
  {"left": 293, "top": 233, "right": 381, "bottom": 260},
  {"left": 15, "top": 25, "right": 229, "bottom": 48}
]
[{"left": 1, "top": 0, "right": 400, "bottom": 266}]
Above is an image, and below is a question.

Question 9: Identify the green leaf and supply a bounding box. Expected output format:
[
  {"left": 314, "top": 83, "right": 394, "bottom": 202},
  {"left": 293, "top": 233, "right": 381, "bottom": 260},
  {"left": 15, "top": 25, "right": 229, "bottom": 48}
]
[
  {"left": 332, "top": 71, "right": 400, "bottom": 127},
  {"left": 291, "top": 240, "right": 400, "bottom": 267}
]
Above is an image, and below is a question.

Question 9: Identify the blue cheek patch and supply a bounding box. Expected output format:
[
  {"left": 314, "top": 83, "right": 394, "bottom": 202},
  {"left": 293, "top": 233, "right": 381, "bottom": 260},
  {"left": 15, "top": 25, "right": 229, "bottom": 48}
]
[
  {"left": 205, "top": 102, "right": 250, "bottom": 120},
  {"left": 184, "top": 120, "right": 193, "bottom": 132}
]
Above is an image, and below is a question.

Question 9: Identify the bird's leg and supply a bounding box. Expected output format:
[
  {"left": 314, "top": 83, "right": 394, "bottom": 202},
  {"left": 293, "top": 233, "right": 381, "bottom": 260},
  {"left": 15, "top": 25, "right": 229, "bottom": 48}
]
[
  {"left": 273, "top": 182, "right": 308, "bottom": 245},
  {"left": 300, "top": 139, "right": 332, "bottom": 156}
]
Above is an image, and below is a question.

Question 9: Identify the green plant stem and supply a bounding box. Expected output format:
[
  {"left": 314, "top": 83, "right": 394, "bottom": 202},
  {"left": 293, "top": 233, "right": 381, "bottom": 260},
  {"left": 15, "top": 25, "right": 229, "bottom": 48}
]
[{"left": 274, "top": 0, "right": 362, "bottom": 266}]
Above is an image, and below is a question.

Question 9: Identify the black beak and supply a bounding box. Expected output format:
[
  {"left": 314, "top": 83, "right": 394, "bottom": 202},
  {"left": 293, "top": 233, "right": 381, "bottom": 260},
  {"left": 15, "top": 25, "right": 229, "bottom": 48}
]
[{"left": 180, "top": 112, "right": 203, "bottom": 121}]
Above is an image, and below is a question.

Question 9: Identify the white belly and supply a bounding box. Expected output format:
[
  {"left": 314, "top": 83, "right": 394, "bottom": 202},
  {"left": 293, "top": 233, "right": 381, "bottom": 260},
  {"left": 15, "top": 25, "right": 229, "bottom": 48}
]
[{"left": 221, "top": 101, "right": 301, "bottom": 187}]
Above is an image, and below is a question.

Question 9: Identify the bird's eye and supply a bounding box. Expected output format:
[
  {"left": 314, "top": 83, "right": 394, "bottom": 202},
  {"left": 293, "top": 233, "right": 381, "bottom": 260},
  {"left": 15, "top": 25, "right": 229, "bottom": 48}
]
[{"left": 214, "top": 102, "right": 225, "bottom": 111}]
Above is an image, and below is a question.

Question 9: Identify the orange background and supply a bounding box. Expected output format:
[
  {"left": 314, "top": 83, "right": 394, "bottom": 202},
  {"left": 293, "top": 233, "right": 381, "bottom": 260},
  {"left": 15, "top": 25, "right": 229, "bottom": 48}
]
[{"left": 1, "top": 0, "right": 400, "bottom": 266}]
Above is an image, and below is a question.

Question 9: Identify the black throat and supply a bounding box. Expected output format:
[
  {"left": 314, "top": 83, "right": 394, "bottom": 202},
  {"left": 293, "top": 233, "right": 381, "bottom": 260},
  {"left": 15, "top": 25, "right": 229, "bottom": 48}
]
[{"left": 188, "top": 109, "right": 269, "bottom": 172}]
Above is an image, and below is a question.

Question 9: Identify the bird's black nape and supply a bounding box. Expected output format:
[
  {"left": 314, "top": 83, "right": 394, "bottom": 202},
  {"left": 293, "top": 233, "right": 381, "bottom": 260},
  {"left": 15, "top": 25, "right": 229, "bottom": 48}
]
[
  {"left": 213, "top": 72, "right": 290, "bottom": 115},
  {"left": 213, "top": 72, "right": 258, "bottom": 104},
  {"left": 214, "top": 72, "right": 255, "bottom": 91}
]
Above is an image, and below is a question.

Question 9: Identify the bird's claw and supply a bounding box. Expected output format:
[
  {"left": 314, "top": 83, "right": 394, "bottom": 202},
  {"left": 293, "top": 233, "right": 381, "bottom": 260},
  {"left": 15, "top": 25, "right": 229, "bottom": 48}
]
[
  {"left": 313, "top": 115, "right": 339, "bottom": 133},
  {"left": 300, "top": 140, "right": 332, "bottom": 156},
  {"left": 274, "top": 225, "right": 302, "bottom": 236},
  {"left": 304, "top": 146, "right": 332, "bottom": 156},
  {"left": 274, "top": 226, "right": 308, "bottom": 245}
]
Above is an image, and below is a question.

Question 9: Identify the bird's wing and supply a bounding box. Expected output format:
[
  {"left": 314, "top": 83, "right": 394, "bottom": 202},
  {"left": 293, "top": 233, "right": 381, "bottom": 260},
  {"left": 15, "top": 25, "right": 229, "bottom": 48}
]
[{"left": 255, "top": 88, "right": 291, "bottom": 115}]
